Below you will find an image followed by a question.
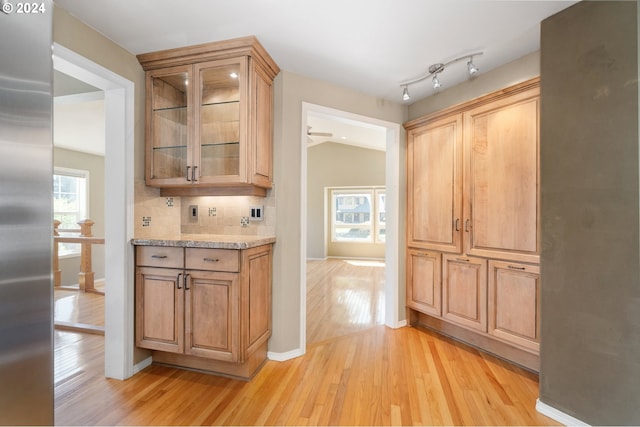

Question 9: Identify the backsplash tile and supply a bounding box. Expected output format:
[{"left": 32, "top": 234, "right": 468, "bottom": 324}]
[{"left": 134, "top": 179, "right": 275, "bottom": 237}]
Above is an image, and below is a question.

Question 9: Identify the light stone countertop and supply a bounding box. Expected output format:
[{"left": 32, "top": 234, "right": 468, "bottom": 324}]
[{"left": 131, "top": 234, "right": 276, "bottom": 250}]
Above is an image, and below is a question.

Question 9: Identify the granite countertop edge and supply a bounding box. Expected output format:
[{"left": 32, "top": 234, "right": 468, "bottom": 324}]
[{"left": 131, "top": 235, "right": 276, "bottom": 250}]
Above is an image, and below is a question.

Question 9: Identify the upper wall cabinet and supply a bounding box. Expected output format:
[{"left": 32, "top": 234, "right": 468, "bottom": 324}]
[{"left": 138, "top": 36, "right": 280, "bottom": 197}]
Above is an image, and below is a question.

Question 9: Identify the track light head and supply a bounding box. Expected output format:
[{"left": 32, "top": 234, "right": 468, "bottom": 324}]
[
  {"left": 432, "top": 74, "right": 441, "bottom": 90},
  {"left": 467, "top": 58, "right": 479, "bottom": 76},
  {"left": 402, "top": 86, "right": 411, "bottom": 101}
]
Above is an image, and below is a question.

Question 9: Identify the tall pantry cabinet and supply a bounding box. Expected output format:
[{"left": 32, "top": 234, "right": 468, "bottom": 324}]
[{"left": 405, "top": 78, "right": 541, "bottom": 371}]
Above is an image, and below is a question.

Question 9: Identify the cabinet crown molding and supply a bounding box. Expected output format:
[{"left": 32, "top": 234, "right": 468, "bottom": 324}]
[
  {"left": 137, "top": 35, "right": 280, "bottom": 79},
  {"left": 404, "top": 77, "right": 540, "bottom": 131}
]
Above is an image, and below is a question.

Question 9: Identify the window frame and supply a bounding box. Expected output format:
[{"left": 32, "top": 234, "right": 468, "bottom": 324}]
[
  {"left": 330, "top": 186, "right": 385, "bottom": 244},
  {"left": 53, "top": 166, "right": 90, "bottom": 258}
]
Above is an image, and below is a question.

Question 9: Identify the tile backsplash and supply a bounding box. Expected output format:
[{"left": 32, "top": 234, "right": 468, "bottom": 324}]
[
  {"left": 134, "top": 179, "right": 275, "bottom": 237},
  {"left": 180, "top": 194, "right": 275, "bottom": 236}
]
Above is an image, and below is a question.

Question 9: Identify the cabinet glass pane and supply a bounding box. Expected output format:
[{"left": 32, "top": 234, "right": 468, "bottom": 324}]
[
  {"left": 151, "top": 72, "right": 188, "bottom": 179},
  {"left": 199, "top": 64, "right": 240, "bottom": 177}
]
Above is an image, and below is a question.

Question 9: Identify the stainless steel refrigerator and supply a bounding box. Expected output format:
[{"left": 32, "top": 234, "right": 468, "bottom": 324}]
[{"left": 0, "top": 1, "right": 54, "bottom": 424}]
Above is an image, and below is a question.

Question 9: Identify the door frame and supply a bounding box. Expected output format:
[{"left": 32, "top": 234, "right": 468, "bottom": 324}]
[
  {"left": 300, "top": 102, "right": 403, "bottom": 350},
  {"left": 53, "top": 43, "right": 136, "bottom": 380}
]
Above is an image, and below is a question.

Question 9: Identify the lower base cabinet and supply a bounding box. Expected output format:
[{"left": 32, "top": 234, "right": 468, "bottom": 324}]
[
  {"left": 488, "top": 260, "right": 540, "bottom": 353},
  {"left": 408, "top": 249, "right": 540, "bottom": 371},
  {"left": 442, "top": 254, "right": 487, "bottom": 333},
  {"left": 135, "top": 243, "right": 272, "bottom": 379}
]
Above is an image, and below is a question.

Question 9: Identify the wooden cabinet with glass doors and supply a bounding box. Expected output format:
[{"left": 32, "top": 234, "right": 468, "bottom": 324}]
[{"left": 138, "top": 36, "right": 280, "bottom": 196}]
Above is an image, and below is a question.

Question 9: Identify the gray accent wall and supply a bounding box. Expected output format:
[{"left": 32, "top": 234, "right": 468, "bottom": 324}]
[{"left": 540, "top": 1, "right": 640, "bottom": 424}]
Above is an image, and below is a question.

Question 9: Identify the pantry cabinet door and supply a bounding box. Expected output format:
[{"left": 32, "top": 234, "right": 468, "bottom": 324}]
[
  {"left": 406, "top": 249, "right": 442, "bottom": 316},
  {"left": 464, "top": 88, "right": 540, "bottom": 263},
  {"left": 488, "top": 261, "right": 540, "bottom": 352},
  {"left": 442, "top": 254, "right": 487, "bottom": 332},
  {"left": 407, "top": 114, "right": 463, "bottom": 253}
]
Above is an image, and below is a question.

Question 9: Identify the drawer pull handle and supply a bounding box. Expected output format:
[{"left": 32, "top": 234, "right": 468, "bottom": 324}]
[
  {"left": 184, "top": 273, "right": 190, "bottom": 290},
  {"left": 151, "top": 255, "right": 167, "bottom": 259},
  {"left": 186, "top": 166, "right": 191, "bottom": 182},
  {"left": 455, "top": 218, "right": 460, "bottom": 232},
  {"left": 203, "top": 258, "right": 219, "bottom": 262},
  {"left": 176, "top": 273, "right": 182, "bottom": 289},
  {"left": 192, "top": 166, "right": 198, "bottom": 182},
  {"left": 508, "top": 265, "right": 526, "bottom": 270},
  {"left": 465, "top": 219, "right": 470, "bottom": 232},
  {"left": 456, "top": 258, "right": 470, "bottom": 262}
]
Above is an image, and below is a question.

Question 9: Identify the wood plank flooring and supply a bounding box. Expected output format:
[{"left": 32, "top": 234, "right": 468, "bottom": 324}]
[
  {"left": 306, "top": 258, "right": 385, "bottom": 345},
  {"left": 54, "top": 258, "right": 558, "bottom": 426}
]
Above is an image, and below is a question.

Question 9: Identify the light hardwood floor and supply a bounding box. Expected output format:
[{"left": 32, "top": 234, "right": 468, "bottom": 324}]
[{"left": 54, "top": 259, "right": 558, "bottom": 426}]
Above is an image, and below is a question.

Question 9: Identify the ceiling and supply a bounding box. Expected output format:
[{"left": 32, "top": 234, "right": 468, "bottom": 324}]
[
  {"left": 54, "top": 0, "right": 576, "bottom": 103},
  {"left": 52, "top": 0, "right": 577, "bottom": 155}
]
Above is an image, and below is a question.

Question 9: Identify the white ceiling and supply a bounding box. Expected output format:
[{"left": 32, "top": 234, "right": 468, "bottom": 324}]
[
  {"left": 54, "top": 0, "right": 576, "bottom": 103},
  {"left": 52, "top": 0, "right": 577, "bottom": 154}
]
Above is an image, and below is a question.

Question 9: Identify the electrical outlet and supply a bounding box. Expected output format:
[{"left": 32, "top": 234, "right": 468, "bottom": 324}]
[
  {"left": 249, "top": 205, "right": 264, "bottom": 221},
  {"left": 189, "top": 205, "right": 198, "bottom": 219}
]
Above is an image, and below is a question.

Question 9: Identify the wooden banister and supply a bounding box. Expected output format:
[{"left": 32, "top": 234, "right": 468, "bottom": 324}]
[{"left": 53, "top": 219, "right": 105, "bottom": 293}]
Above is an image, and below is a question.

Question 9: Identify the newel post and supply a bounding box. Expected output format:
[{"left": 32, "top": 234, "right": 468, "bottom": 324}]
[
  {"left": 53, "top": 220, "right": 61, "bottom": 287},
  {"left": 77, "top": 219, "right": 95, "bottom": 291}
]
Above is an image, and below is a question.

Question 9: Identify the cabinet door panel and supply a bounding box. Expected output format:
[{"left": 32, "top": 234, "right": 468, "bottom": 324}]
[
  {"left": 442, "top": 255, "right": 487, "bottom": 332},
  {"left": 185, "top": 270, "right": 238, "bottom": 362},
  {"left": 194, "top": 58, "right": 247, "bottom": 184},
  {"left": 488, "top": 261, "right": 540, "bottom": 352},
  {"left": 407, "top": 114, "right": 463, "bottom": 253},
  {"left": 135, "top": 267, "right": 184, "bottom": 353},
  {"left": 146, "top": 65, "right": 192, "bottom": 186},
  {"left": 406, "top": 249, "right": 442, "bottom": 316},
  {"left": 464, "top": 91, "right": 539, "bottom": 262}
]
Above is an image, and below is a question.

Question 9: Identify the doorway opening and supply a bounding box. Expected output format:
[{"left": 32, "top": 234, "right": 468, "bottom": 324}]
[
  {"left": 53, "top": 71, "right": 105, "bottom": 337},
  {"left": 53, "top": 43, "right": 135, "bottom": 380},
  {"left": 301, "top": 102, "right": 402, "bottom": 349}
]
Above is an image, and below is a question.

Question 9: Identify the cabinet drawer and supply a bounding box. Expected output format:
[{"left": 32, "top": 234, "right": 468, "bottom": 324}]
[
  {"left": 136, "top": 246, "right": 184, "bottom": 268},
  {"left": 185, "top": 248, "right": 239, "bottom": 272}
]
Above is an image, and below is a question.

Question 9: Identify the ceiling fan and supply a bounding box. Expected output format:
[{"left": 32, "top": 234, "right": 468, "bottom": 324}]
[{"left": 307, "top": 126, "right": 333, "bottom": 137}]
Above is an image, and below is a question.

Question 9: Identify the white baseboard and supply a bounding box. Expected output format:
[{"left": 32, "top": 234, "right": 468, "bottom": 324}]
[
  {"left": 132, "top": 356, "right": 153, "bottom": 375},
  {"left": 267, "top": 347, "right": 305, "bottom": 362},
  {"left": 536, "top": 399, "right": 589, "bottom": 426},
  {"left": 388, "top": 319, "right": 407, "bottom": 329}
]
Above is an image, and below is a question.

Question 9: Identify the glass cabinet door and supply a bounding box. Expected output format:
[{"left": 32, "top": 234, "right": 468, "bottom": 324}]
[
  {"left": 148, "top": 66, "right": 191, "bottom": 183},
  {"left": 195, "top": 58, "right": 246, "bottom": 182}
]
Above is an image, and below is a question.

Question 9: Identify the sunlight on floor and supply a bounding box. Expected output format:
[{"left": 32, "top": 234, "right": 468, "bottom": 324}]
[{"left": 344, "top": 259, "right": 385, "bottom": 267}]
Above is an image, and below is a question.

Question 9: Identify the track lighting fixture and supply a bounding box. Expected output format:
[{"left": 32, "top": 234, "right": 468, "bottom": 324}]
[
  {"left": 432, "top": 74, "right": 441, "bottom": 89},
  {"left": 402, "top": 85, "right": 410, "bottom": 101},
  {"left": 400, "top": 51, "right": 483, "bottom": 100},
  {"left": 467, "top": 58, "right": 479, "bottom": 76}
]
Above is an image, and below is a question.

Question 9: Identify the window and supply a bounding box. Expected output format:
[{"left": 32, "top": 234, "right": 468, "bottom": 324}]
[
  {"left": 53, "top": 167, "right": 89, "bottom": 256},
  {"left": 331, "top": 187, "right": 385, "bottom": 243}
]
